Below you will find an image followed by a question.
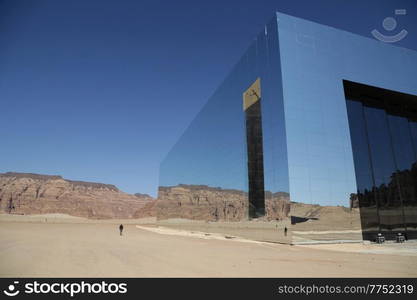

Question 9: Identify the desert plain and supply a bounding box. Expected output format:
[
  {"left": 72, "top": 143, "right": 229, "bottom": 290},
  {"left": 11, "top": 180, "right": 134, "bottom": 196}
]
[{"left": 1, "top": 213, "right": 416, "bottom": 277}]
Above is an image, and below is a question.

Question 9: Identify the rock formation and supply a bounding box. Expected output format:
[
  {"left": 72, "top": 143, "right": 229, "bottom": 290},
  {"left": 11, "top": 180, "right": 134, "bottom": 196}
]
[
  {"left": 156, "top": 184, "right": 290, "bottom": 221},
  {"left": 0, "top": 172, "right": 155, "bottom": 219}
]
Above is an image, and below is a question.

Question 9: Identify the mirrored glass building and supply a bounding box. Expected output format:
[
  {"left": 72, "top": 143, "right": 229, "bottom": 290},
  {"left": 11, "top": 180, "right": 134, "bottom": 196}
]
[{"left": 157, "top": 12, "right": 417, "bottom": 244}]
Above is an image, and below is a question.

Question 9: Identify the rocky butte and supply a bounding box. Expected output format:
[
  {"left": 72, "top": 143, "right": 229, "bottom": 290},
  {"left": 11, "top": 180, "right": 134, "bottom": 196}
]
[{"left": 0, "top": 172, "right": 155, "bottom": 219}]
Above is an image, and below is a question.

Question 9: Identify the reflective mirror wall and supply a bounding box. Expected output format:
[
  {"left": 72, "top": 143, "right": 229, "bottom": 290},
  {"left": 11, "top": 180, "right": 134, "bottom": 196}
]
[{"left": 157, "top": 12, "right": 417, "bottom": 244}]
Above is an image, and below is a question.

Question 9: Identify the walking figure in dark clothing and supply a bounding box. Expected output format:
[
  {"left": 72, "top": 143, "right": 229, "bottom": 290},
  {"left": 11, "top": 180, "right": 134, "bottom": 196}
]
[
  {"left": 284, "top": 227, "right": 288, "bottom": 237},
  {"left": 119, "top": 224, "right": 124, "bottom": 236}
]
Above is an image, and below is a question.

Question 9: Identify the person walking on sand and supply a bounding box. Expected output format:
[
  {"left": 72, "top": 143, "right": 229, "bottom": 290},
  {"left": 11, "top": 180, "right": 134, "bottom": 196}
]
[{"left": 119, "top": 224, "right": 124, "bottom": 236}]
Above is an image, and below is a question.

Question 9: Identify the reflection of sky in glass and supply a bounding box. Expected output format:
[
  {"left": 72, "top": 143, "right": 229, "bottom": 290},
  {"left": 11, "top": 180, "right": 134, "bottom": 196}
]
[
  {"left": 388, "top": 115, "right": 416, "bottom": 172},
  {"left": 160, "top": 16, "right": 289, "bottom": 194},
  {"left": 278, "top": 12, "right": 417, "bottom": 207},
  {"left": 345, "top": 100, "right": 374, "bottom": 194},
  {"left": 411, "top": 122, "right": 417, "bottom": 160},
  {"left": 364, "top": 107, "right": 397, "bottom": 186}
]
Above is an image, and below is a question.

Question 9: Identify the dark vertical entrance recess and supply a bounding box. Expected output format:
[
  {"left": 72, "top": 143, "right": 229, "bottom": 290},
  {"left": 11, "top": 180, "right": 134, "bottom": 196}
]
[
  {"left": 344, "top": 80, "right": 417, "bottom": 240},
  {"left": 243, "top": 78, "right": 265, "bottom": 218}
]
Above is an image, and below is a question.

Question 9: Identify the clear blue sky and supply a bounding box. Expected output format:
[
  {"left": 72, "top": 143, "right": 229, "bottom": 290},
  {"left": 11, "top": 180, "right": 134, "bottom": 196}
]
[{"left": 1, "top": 0, "right": 416, "bottom": 196}]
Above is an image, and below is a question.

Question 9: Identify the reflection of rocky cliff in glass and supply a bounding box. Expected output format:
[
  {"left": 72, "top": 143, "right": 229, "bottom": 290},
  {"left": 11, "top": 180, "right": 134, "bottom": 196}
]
[{"left": 157, "top": 12, "right": 417, "bottom": 244}]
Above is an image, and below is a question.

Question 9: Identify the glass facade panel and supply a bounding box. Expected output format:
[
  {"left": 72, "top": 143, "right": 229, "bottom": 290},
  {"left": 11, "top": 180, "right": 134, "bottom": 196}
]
[
  {"left": 157, "top": 16, "right": 291, "bottom": 243},
  {"left": 387, "top": 114, "right": 414, "bottom": 237},
  {"left": 407, "top": 121, "right": 417, "bottom": 235},
  {"left": 345, "top": 82, "right": 417, "bottom": 240},
  {"left": 346, "top": 99, "right": 379, "bottom": 238},
  {"left": 364, "top": 105, "right": 404, "bottom": 237}
]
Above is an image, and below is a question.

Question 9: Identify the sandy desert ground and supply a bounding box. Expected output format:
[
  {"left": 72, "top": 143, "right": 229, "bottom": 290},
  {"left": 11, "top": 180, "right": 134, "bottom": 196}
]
[{"left": 0, "top": 214, "right": 416, "bottom": 277}]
